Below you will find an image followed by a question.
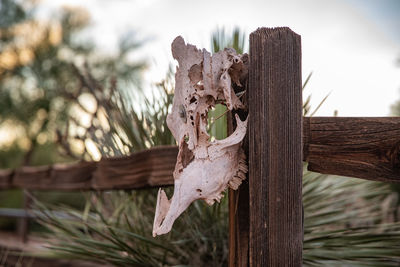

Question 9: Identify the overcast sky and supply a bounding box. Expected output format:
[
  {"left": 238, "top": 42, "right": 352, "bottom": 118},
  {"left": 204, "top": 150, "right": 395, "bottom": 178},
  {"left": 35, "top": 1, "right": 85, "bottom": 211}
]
[{"left": 42, "top": 0, "right": 400, "bottom": 116}]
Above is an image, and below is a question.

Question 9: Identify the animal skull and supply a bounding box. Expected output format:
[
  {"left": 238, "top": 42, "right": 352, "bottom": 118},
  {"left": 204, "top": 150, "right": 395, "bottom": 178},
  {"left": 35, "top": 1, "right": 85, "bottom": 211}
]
[{"left": 152, "top": 36, "right": 248, "bottom": 237}]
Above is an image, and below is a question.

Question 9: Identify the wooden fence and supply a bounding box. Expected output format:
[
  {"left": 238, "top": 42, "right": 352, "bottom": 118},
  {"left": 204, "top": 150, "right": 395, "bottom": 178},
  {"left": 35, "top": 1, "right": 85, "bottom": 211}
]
[
  {"left": 1, "top": 117, "right": 399, "bottom": 190},
  {"left": 1, "top": 27, "right": 400, "bottom": 266},
  {"left": 0, "top": 146, "right": 178, "bottom": 190}
]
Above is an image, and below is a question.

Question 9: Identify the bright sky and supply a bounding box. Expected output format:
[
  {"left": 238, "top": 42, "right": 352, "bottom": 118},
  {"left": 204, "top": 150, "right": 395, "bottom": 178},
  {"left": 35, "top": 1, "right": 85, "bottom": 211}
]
[{"left": 42, "top": 0, "right": 400, "bottom": 116}]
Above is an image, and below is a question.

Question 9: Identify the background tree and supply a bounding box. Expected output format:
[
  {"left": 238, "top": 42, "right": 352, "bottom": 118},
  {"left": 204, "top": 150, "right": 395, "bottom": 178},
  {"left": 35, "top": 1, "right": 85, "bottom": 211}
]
[
  {"left": 0, "top": 0, "right": 146, "bottom": 167},
  {"left": 0, "top": 0, "right": 146, "bottom": 230}
]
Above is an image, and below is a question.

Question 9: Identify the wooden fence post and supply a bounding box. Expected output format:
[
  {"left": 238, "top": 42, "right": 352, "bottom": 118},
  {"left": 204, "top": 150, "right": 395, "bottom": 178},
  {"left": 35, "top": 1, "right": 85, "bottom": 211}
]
[
  {"left": 229, "top": 80, "right": 250, "bottom": 267},
  {"left": 248, "top": 27, "right": 303, "bottom": 266}
]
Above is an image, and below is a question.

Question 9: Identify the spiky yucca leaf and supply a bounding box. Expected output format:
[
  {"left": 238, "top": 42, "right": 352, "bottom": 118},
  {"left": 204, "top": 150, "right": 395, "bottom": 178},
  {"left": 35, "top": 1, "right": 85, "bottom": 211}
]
[
  {"left": 36, "top": 170, "right": 400, "bottom": 266},
  {"left": 303, "top": 170, "right": 400, "bottom": 266},
  {"left": 35, "top": 188, "right": 229, "bottom": 266}
]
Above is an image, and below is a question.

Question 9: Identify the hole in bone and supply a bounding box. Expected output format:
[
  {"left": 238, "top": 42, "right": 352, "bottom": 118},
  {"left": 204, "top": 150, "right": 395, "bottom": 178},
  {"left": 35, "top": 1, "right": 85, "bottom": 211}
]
[
  {"left": 196, "top": 189, "right": 202, "bottom": 192},
  {"left": 207, "top": 104, "right": 228, "bottom": 141},
  {"left": 206, "top": 95, "right": 215, "bottom": 106},
  {"left": 190, "top": 115, "right": 194, "bottom": 121},
  {"left": 190, "top": 97, "right": 197, "bottom": 104}
]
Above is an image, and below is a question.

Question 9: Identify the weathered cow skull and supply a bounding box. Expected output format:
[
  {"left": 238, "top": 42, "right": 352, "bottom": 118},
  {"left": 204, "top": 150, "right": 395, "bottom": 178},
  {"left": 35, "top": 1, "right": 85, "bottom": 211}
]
[{"left": 152, "top": 36, "right": 248, "bottom": 237}]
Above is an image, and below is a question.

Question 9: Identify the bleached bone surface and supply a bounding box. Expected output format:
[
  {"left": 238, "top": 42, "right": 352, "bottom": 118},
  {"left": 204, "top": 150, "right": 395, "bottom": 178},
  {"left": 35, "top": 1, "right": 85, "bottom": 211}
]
[{"left": 153, "top": 36, "right": 248, "bottom": 237}]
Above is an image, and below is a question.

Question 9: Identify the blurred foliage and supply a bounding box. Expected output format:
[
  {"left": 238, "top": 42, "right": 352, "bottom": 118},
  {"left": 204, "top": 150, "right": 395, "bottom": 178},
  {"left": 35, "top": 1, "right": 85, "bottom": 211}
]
[
  {"left": 389, "top": 55, "right": 400, "bottom": 116},
  {"left": 36, "top": 189, "right": 229, "bottom": 266},
  {"left": 211, "top": 27, "right": 246, "bottom": 55},
  {"left": 0, "top": 0, "right": 146, "bottom": 230},
  {"left": 303, "top": 171, "right": 400, "bottom": 266},
  {"left": 390, "top": 96, "right": 400, "bottom": 117},
  {"left": 0, "top": 0, "right": 26, "bottom": 28},
  {"left": 0, "top": 0, "right": 146, "bottom": 165},
  {"left": 0, "top": 189, "right": 23, "bottom": 230},
  {"left": 64, "top": 64, "right": 175, "bottom": 158},
  {"left": 33, "top": 26, "right": 400, "bottom": 267}
]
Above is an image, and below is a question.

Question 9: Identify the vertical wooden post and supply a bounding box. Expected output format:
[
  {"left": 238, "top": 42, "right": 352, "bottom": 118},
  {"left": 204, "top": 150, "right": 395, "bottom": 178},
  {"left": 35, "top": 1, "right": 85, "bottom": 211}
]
[
  {"left": 229, "top": 178, "right": 249, "bottom": 266},
  {"left": 229, "top": 80, "right": 250, "bottom": 267},
  {"left": 248, "top": 27, "right": 302, "bottom": 266}
]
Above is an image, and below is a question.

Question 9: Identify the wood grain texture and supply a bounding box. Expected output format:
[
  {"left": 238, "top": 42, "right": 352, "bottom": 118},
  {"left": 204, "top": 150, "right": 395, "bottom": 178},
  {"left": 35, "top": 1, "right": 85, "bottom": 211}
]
[
  {"left": 1, "top": 146, "right": 177, "bottom": 190},
  {"left": 228, "top": 78, "right": 250, "bottom": 267},
  {"left": 249, "top": 27, "right": 303, "bottom": 266},
  {"left": 92, "top": 146, "right": 177, "bottom": 189},
  {"left": 304, "top": 117, "right": 400, "bottom": 183},
  {"left": 229, "top": 182, "right": 249, "bottom": 267}
]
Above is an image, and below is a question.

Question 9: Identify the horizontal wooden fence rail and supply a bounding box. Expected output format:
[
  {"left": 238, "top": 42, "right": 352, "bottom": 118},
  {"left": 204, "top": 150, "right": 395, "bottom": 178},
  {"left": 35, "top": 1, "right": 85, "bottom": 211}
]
[
  {"left": 0, "top": 146, "right": 178, "bottom": 190},
  {"left": 304, "top": 117, "right": 400, "bottom": 183},
  {"left": 0, "top": 208, "right": 93, "bottom": 220},
  {"left": 1, "top": 117, "right": 400, "bottom": 191}
]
